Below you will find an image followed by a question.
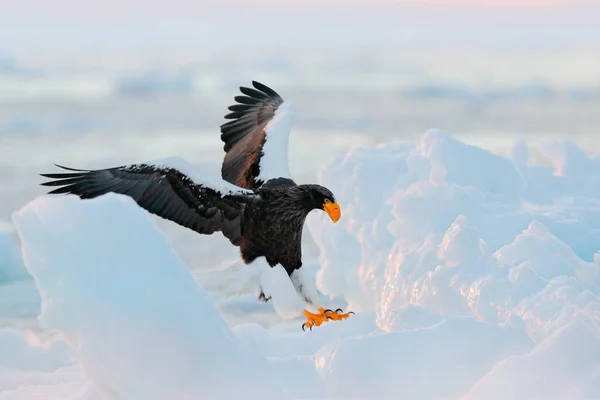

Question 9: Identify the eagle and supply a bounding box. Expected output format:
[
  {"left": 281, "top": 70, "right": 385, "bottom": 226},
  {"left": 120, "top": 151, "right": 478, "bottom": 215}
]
[{"left": 40, "top": 80, "right": 353, "bottom": 331}]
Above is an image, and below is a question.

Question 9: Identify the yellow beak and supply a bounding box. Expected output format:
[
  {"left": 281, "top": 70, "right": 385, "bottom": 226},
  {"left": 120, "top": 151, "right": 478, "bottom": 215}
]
[{"left": 323, "top": 201, "right": 341, "bottom": 223}]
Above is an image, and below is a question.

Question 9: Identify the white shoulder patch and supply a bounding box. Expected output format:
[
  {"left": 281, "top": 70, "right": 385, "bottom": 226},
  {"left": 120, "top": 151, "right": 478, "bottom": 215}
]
[
  {"left": 144, "top": 156, "right": 252, "bottom": 196},
  {"left": 257, "top": 102, "right": 295, "bottom": 183}
]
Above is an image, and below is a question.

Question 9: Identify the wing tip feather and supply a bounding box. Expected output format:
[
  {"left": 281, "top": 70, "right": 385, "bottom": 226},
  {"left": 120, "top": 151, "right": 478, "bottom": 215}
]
[
  {"left": 251, "top": 80, "right": 280, "bottom": 98},
  {"left": 219, "top": 80, "right": 290, "bottom": 189}
]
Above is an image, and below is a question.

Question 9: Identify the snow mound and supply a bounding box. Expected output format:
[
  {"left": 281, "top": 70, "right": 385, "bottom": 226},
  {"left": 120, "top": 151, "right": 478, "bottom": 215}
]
[
  {"left": 305, "top": 130, "right": 600, "bottom": 397},
  {"left": 0, "top": 366, "right": 98, "bottom": 400},
  {"left": 11, "top": 194, "right": 281, "bottom": 399},
  {"left": 5, "top": 130, "right": 600, "bottom": 399},
  {"left": 309, "top": 131, "right": 600, "bottom": 322},
  {"left": 0, "top": 227, "right": 29, "bottom": 283},
  {"left": 316, "top": 316, "right": 532, "bottom": 400},
  {"left": 463, "top": 316, "right": 600, "bottom": 400},
  {"left": 0, "top": 329, "right": 75, "bottom": 372},
  {"left": 0, "top": 329, "right": 95, "bottom": 399}
]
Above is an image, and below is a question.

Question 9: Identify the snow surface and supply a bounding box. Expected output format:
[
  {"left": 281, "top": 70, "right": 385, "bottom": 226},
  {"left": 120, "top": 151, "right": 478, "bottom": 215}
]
[
  {"left": 0, "top": 228, "right": 28, "bottom": 284},
  {"left": 3, "top": 130, "right": 600, "bottom": 399},
  {"left": 9, "top": 194, "right": 281, "bottom": 399}
]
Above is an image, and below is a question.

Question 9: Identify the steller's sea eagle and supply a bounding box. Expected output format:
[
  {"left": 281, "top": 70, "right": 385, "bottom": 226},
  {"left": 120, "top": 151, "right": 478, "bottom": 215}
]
[{"left": 40, "top": 80, "right": 353, "bottom": 330}]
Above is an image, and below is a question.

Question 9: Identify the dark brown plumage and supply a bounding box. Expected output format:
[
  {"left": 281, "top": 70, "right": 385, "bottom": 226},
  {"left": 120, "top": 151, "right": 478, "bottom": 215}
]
[
  {"left": 220, "top": 81, "right": 286, "bottom": 190},
  {"left": 39, "top": 81, "right": 341, "bottom": 282},
  {"left": 39, "top": 81, "right": 355, "bottom": 330},
  {"left": 40, "top": 162, "right": 250, "bottom": 246}
]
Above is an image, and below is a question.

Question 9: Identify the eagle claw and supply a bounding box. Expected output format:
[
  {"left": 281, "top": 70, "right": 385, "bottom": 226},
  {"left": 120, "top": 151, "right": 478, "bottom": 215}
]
[
  {"left": 258, "top": 293, "right": 271, "bottom": 303},
  {"left": 324, "top": 308, "right": 355, "bottom": 321},
  {"left": 301, "top": 308, "right": 331, "bottom": 331},
  {"left": 301, "top": 307, "right": 355, "bottom": 331}
]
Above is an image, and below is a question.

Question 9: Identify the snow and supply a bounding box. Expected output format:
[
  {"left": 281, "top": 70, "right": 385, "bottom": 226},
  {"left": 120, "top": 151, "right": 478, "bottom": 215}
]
[
  {"left": 0, "top": 329, "right": 75, "bottom": 372},
  {"left": 315, "top": 316, "right": 532, "bottom": 400},
  {"left": 258, "top": 102, "right": 294, "bottom": 183},
  {"left": 0, "top": 329, "right": 92, "bottom": 399},
  {"left": 3, "top": 130, "right": 600, "bottom": 399},
  {"left": 463, "top": 317, "right": 600, "bottom": 400},
  {"left": 0, "top": 228, "right": 28, "bottom": 283},
  {"left": 9, "top": 194, "right": 279, "bottom": 399}
]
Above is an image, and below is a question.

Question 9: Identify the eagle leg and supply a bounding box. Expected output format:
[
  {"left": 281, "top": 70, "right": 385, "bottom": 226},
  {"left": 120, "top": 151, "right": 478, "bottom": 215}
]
[
  {"left": 323, "top": 308, "right": 355, "bottom": 321},
  {"left": 258, "top": 292, "right": 271, "bottom": 303},
  {"left": 301, "top": 308, "right": 331, "bottom": 331}
]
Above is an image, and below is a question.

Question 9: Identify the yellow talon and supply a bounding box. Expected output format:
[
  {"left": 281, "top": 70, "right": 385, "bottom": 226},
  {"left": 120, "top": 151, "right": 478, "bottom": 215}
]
[
  {"left": 324, "top": 308, "right": 354, "bottom": 321},
  {"left": 302, "top": 308, "right": 329, "bottom": 331},
  {"left": 301, "top": 307, "right": 354, "bottom": 331}
]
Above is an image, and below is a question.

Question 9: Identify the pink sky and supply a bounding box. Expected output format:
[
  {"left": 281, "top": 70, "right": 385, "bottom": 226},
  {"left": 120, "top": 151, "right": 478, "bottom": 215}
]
[
  {"left": 222, "top": 0, "right": 593, "bottom": 4},
  {"left": 1, "top": 0, "right": 598, "bottom": 54},
  {"left": 1, "top": 0, "right": 597, "bottom": 19},
  {"left": 1, "top": 0, "right": 597, "bottom": 9}
]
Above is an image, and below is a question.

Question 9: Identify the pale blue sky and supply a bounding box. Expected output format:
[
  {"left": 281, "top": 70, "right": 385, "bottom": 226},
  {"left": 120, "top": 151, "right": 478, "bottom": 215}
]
[{"left": 1, "top": 1, "right": 599, "bottom": 55}]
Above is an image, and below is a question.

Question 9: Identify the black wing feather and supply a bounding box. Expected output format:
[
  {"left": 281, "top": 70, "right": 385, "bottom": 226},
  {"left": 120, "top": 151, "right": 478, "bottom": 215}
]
[
  {"left": 239, "top": 86, "right": 269, "bottom": 100},
  {"left": 220, "top": 80, "right": 294, "bottom": 190},
  {"left": 234, "top": 95, "right": 260, "bottom": 105},
  {"left": 251, "top": 81, "right": 280, "bottom": 98},
  {"left": 40, "top": 163, "right": 252, "bottom": 246},
  {"left": 228, "top": 104, "right": 252, "bottom": 112}
]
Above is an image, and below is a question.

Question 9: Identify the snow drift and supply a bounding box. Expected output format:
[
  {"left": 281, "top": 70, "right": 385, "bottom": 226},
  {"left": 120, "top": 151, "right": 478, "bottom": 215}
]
[
  {"left": 10, "top": 194, "right": 281, "bottom": 399},
  {"left": 0, "top": 227, "right": 28, "bottom": 284},
  {"left": 4, "top": 130, "right": 600, "bottom": 399}
]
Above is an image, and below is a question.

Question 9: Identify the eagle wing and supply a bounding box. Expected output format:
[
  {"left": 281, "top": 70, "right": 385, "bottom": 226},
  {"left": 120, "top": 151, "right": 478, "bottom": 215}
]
[
  {"left": 220, "top": 81, "right": 295, "bottom": 190},
  {"left": 40, "top": 157, "right": 254, "bottom": 246}
]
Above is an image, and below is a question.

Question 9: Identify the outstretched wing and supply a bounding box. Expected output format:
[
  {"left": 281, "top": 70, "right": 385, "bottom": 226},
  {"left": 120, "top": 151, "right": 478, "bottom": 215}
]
[
  {"left": 220, "top": 80, "right": 295, "bottom": 190},
  {"left": 39, "top": 157, "right": 254, "bottom": 246}
]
